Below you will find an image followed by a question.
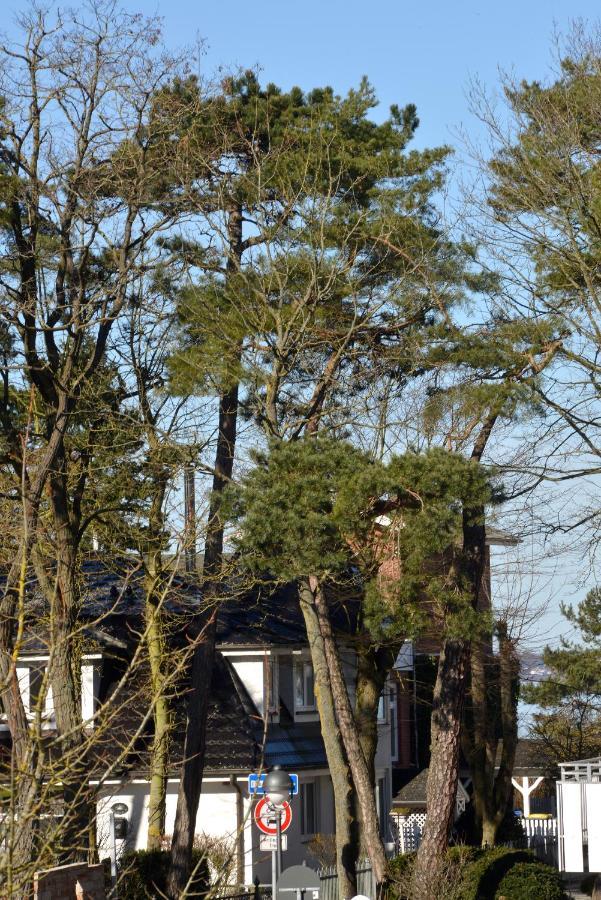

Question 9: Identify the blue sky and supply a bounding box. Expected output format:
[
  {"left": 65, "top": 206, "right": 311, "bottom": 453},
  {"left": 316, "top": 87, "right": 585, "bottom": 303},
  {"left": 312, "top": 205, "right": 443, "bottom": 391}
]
[{"left": 137, "top": 0, "right": 598, "bottom": 152}]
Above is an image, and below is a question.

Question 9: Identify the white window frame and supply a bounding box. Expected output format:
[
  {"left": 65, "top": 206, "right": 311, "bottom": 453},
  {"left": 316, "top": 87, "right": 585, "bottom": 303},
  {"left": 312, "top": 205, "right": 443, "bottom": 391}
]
[
  {"left": 300, "top": 779, "right": 319, "bottom": 837},
  {"left": 0, "top": 655, "right": 100, "bottom": 730},
  {"left": 294, "top": 658, "right": 316, "bottom": 713},
  {"left": 266, "top": 654, "right": 279, "bottom": 718},
  {"left": 377, "top": 688, "right": 388, "bottom": 725}
]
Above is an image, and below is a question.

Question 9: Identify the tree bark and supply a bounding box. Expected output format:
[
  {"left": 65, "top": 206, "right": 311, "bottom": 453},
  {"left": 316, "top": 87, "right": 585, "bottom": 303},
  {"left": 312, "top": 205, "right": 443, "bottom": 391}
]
[
  {"left": 145, "top": 550, "right": 171, "bottom": 850},
  {"left": 412, "top": 636, "right": 470, "bottom": 899},
  {"left": 47, "top": 456, "right": 89, "bottom": 863},
  {"left": 412, "top": 504, "right": 487, "bottom": 899},
  {"left": 299, "top": 579, "right": 358, "bottom": 900},
  {"left": 354, "top": 633, "right": 400, "bottom": 855},
  {"left": 309, "top": 577, "right": 388, "bottom": 889}
]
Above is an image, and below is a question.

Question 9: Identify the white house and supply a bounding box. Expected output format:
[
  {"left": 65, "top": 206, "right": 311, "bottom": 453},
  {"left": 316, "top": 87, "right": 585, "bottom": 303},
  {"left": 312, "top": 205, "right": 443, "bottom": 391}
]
[{"left": 3, "top": 559, "right": 396, "bottom": 887}]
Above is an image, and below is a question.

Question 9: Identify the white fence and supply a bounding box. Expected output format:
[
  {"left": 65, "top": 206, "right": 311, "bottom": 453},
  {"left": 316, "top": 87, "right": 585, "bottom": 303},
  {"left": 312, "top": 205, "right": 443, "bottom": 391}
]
[{"left": 390, "top": 813, "right": 558, "bottom": 865}]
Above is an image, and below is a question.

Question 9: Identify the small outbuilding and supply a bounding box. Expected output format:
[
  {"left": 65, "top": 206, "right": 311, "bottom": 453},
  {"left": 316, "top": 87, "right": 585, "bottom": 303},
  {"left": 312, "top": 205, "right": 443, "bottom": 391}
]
[{"left": 557, "top": 757, "right": 601, "bottom": 873}]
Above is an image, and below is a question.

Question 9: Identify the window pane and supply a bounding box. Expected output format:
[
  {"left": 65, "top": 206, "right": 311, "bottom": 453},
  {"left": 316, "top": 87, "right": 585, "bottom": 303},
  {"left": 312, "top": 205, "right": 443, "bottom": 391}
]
[
  {"left": 302, "top": 782, "right": 316, "bottom": 834},
  {"left": 295, "top": 663, "right": 304, "bottom": 708},
  {"left": 269, "top": 658, "right": 278, "bottom": 710},
  {"left": 305, "top": 664, "right": 315, "bottom": 708},
  {"left": 306, "top": 782, "right": 315, "bottom": 833}
]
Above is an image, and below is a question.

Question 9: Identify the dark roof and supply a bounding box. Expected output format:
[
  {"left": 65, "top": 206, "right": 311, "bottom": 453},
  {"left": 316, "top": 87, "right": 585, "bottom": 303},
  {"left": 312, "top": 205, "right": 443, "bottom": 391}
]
[
  {"left": 15, "top": 557, "right": 360, "bottom": 654},
  {"left": 263, "top": 721, "right": 327, "bottom": 770},
  {"left": 203, "top": 653, "right": 260, "bottom": 771},
  {"left": 216, "top": 581, "right": 359, "bottom": 648},
  {"left": 392, "top": 768, "right": 429, "bottom": 807},
  {"left": 86, "top": 651, "right": 260, "bottom": 777}
]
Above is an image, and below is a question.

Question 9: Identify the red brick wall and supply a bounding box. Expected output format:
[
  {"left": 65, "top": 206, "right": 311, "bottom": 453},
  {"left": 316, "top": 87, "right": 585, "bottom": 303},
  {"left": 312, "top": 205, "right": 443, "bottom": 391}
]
[{"left": 34, "top": 862, "right": 106, "bottom": 899}]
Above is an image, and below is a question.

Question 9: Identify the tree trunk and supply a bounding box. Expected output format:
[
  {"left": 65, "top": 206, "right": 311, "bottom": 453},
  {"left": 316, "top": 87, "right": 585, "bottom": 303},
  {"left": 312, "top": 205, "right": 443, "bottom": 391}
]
[
  {"left": 413, "top": 503, "right": 487, "bottom": 898},
  {"left": 299, "top": 579, "right": 358, "bottom": 900},
  {"left": 46, "top": 455, "right": 89, "bottom": 864},
  {"left": 465, "top": 633, "right": 496, "bottom": 845},
  {"left": 0, "top": 407, "right": 73, "bottom": 894},
  {"left": 354, "top": 634, "right": 400, "bottom": 855},
  {"left": 168, "top": 205, "right": 242, "bottom": 897},
  {"left": 487, "top": 623, "right": 519, "bottom": 844},
  {"left": 412, "top": 636, "right": 470, "bottom": 899},
  {"left": 145, "top": 555, "right": 171, "bottom": 850},
  {"left": 309, "top": 577, "right": 388, "bottom": 889}
]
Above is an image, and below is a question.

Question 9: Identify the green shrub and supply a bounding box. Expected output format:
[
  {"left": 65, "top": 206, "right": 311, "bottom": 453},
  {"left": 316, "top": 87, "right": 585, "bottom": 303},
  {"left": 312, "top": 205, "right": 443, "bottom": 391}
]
[
  {"left": 494, "top": 861, "right": 565, "bottom": 899},
  {"left": 117, "top": 848, "right": 210, "bottom": 899},
  {"left": 456, "top": 847, "right": 534, "bottom": 900},
  {"left": 387, "top": 847, "right": 477, "bottom": 900}
]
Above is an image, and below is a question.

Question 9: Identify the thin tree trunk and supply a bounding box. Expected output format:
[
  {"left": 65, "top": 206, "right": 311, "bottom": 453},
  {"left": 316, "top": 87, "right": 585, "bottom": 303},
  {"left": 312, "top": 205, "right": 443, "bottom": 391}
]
[
  {"left": 168, "top": 205, "right": 242, "bottom": 896},
  {"left": 465, "top": 633, "right": 496, "bottom": 845},
  {"left": 44, "top": 451, "right": 89, "bottom": 864},
  {"left": 486, "top": 623, "right": 519, "bottom": 845},
  {"left": 299, "top": 579, "right": 358, "bottom": 900},
  {"left": 354, "top": 635, "right": 399, "bottom": 856},
  {"left": 309, "top": 577, "right": 388, "bottom": 889},
  {"left": 145, "top": 552, "right": 171, "bottom": 850}
]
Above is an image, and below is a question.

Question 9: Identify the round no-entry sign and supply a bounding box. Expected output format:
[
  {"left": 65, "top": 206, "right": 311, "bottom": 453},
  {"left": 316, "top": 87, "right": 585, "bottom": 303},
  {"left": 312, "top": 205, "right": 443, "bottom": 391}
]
[{"left": 254, "top": 797, "right": 292, "bottom": 835}]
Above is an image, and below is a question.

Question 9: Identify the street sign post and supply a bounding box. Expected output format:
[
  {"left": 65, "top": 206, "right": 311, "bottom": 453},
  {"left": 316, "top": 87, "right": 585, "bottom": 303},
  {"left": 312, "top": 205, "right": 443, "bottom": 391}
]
[
  {"left": 254, "top": 766, "right": 296, "bottom": 900},
  {"left": 248, "top": 773, "right": 298, "bottom": 796}
]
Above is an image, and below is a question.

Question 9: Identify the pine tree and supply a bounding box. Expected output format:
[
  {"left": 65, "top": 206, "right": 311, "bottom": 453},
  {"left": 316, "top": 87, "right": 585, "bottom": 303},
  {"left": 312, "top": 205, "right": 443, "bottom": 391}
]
[{"left": 524, "top": 589, "right": 601, "bottom": 763}]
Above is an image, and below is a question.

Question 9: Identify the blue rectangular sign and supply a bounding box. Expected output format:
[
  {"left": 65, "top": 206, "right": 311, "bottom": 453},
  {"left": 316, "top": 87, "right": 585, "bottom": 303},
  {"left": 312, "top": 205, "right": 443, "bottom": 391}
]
[{"left": 248, "top": 773, "right": 298, "bottom": 796}]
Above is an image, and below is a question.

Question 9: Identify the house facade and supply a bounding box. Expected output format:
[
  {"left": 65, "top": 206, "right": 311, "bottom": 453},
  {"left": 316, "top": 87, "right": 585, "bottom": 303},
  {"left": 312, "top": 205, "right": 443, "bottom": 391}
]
[{"left": 2, "top": 560, "right": 397, "bottom": 886}]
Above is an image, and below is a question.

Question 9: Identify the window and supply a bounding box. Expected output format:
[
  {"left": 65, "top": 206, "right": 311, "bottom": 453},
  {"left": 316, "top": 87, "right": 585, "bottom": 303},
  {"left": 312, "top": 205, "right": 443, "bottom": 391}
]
[
  {"left": 301, "top": 781, "right": 319, "bottom": 835},
  {"left": 267, "top": 656, "right": 279, "bottom": 715},
  {"left": 377, "top": 690, "right": 387, "bottom": 724},
  {"left": 389, "top": 683, "right": 399, "bottom": 762},
  {"left": 377, "top": 777, "right": 387, "bottom": 834},
  {"left": 294, "top": 660, "right": 315, "bottom": 711}
]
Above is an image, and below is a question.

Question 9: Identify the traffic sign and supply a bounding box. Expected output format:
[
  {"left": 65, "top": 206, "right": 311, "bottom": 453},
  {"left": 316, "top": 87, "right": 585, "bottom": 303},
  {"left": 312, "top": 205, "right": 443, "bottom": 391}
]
[
  {"left": 254, "top": 797, "right": 292, "bottom": 835},
  {"left": 259, "top": 834, "right": 288, "bottom": 852},
  {"left": 248, "top": 773, "right": 298, "bottom": 797}
]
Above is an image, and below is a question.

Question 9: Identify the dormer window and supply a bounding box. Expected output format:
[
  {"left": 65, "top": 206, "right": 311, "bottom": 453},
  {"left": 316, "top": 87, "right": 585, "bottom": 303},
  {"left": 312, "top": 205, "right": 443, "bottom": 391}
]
[{"left": 294, "top": 659, "right": 316, "bottom": 711}]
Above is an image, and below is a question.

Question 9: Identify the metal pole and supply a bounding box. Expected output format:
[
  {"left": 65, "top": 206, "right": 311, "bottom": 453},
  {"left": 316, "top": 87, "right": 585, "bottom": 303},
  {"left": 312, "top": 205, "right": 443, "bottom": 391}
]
[
  {"left": 276, "top": 808, "right": 282, "bottom": 878},
  {"left": 272, "top": 847, "right": 277, "bottom": 900}
]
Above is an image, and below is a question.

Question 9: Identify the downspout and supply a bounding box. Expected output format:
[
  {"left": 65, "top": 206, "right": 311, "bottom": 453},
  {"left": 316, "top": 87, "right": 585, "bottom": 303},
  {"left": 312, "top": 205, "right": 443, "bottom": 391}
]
[{"left": 230, "top": 774, "right": 245, "bottom": 887}]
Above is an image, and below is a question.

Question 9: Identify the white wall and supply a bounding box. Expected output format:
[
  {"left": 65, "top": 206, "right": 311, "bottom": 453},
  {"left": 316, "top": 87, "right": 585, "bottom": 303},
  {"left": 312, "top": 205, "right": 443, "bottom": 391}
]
[
  {"left": 97, "top": 779, "right": 246, "bottom": 857},
  {"left": 97, "top": 773, "right": 335, "bottom": 887}
]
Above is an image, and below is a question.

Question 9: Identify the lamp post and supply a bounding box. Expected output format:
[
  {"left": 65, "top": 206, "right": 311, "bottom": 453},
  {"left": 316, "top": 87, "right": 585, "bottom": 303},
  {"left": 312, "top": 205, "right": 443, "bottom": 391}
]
[{"left": 263, "top": 766, "right": 293, "bottom": 899}]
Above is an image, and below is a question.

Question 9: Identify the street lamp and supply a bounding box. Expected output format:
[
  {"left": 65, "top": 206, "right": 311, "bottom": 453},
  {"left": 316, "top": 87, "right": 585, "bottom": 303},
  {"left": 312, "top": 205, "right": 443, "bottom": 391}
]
[
  {"left": 263, "top": 765, "right": 294, "bottom": 807},
  {"left": 263, "top": 766, "right": 293, "bottom": 897}
]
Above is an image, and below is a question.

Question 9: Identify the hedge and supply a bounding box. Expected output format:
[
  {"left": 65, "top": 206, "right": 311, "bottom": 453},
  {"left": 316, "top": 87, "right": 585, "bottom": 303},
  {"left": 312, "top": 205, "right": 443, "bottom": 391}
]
[
  {"left": 456, "top": 847, "right": 535, "bottom": 899},
  {"left": 117, "top": 848, "right": 210, "bottom": 899},
  {"left": 493, "top": 861, "right": 566, "bottom": 899}
]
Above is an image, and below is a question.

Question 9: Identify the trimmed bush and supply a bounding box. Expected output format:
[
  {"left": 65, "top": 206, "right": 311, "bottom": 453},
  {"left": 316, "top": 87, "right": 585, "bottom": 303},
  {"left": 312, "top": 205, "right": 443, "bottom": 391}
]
[
  {"left": 494, "top": 861, "right": 565, "bottom": 899},
  {"left": 456, "top": 847, "right": 534, "bottom": 899},
  {"left": 117, "top": 848, "right": 210, "bottom": 899}
]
